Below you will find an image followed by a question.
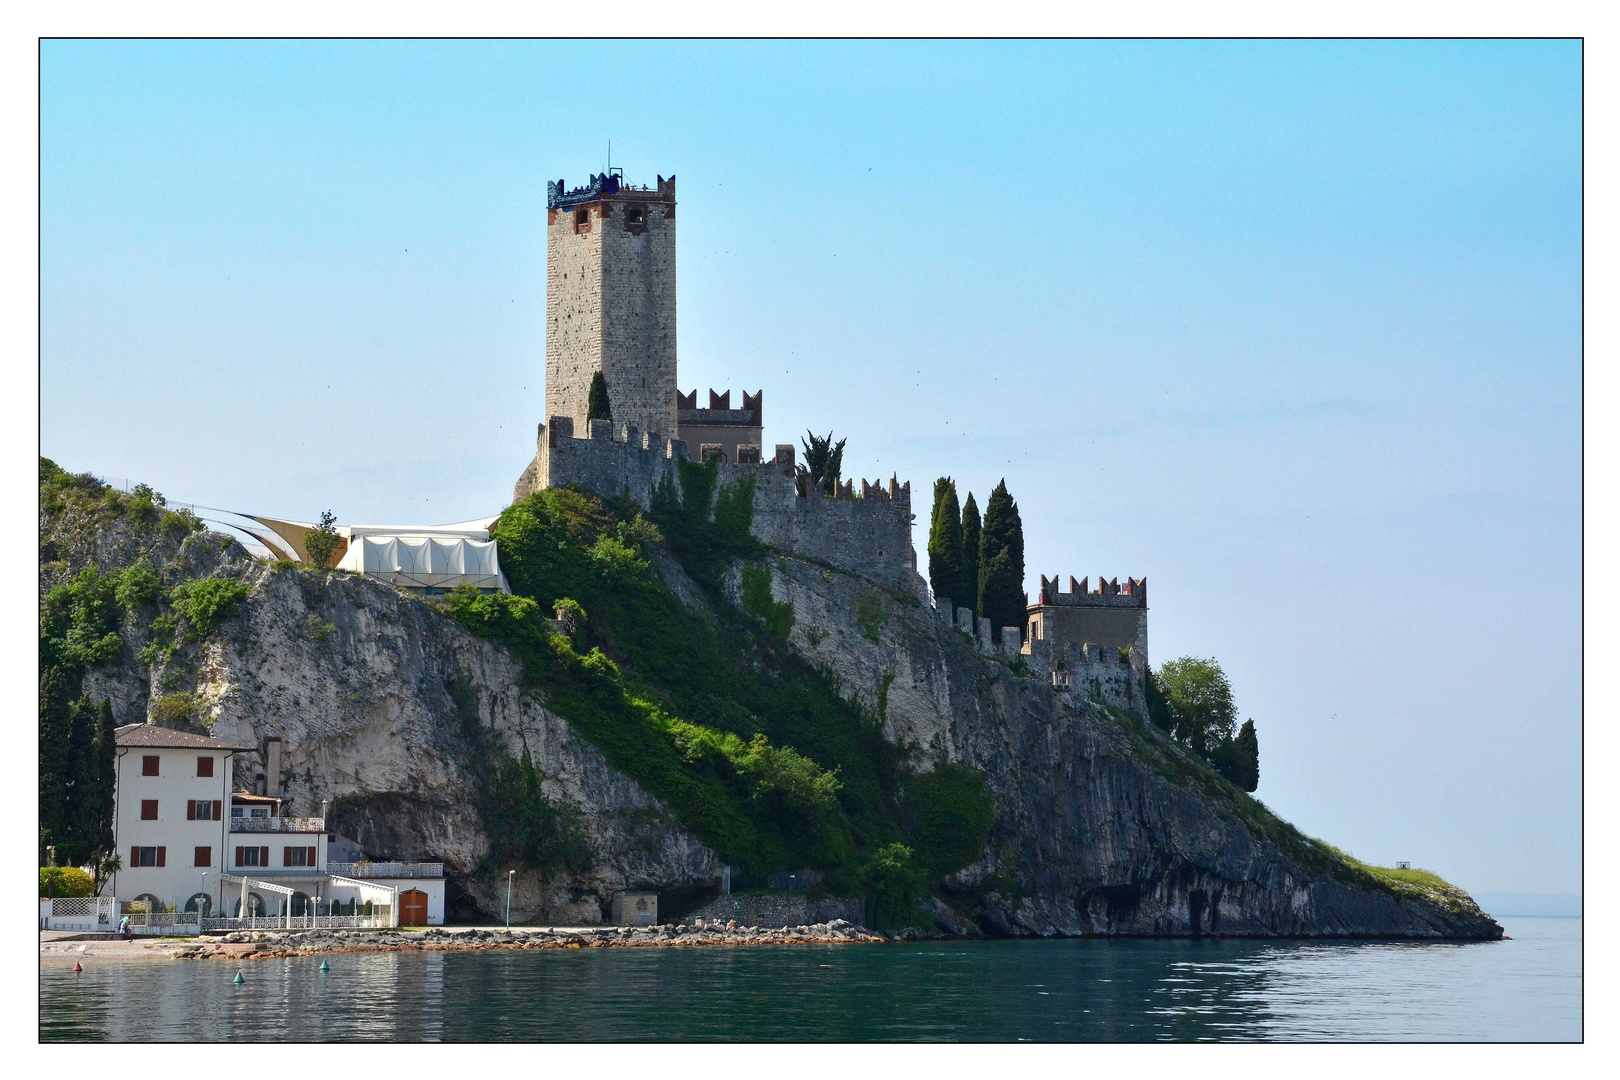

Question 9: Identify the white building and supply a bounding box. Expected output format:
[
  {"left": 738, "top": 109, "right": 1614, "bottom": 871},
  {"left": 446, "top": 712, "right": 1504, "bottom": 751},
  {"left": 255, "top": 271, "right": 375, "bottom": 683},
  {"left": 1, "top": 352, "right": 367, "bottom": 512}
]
[
  {"left": 105, "top": 725, "right": 446, "bottom": 927},
  {"left": 108, "top": 725, "right": 250, "bottom": 915}
]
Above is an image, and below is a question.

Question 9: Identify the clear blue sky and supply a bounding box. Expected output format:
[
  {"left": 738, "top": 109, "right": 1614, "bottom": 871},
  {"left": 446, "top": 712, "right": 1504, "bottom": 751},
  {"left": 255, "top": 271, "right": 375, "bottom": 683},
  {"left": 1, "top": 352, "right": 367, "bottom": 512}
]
[{"left": 41, "top": 40, "right": 1581, "bottom": 896}]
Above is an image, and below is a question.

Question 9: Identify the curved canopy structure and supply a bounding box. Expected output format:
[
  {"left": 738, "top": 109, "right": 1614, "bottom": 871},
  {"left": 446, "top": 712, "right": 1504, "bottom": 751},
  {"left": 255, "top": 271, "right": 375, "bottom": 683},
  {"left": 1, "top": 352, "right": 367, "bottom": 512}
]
[{"left": 334, "top": 533, "right": 509, "bottom": 592}]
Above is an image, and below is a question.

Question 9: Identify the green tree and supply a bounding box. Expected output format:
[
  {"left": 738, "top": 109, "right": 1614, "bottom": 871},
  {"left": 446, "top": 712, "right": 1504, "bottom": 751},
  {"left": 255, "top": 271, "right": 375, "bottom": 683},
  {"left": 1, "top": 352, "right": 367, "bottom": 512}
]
[
  {"left": 977, "top": 479, "right": 1025, "bottom": 645},
  {"left": 1155, "top": 656, "right": 1237, "bottom": 756},
  {"left": 1229, "top": 718, "right": 1260, "bottom": 792},
  {"left": 38, "top": 667, "right": 72, "bottom": 861},
  {"left": 61, "top": 695, "right": 100, "bottom": 865},
  {"left": 304, "top": 510, "right": 340, "bottom": 569},
  {"left": 863, "top": 842, "right": 927, "bottom": 929},
  {"left": 927, "top": 478, "right": 966, "bottom": 609},
  {"left": 586, "top": 370, "right": 613, "bottom": 423},
  {"left": 795, "top": 430, "right": 846, "bottom": 497},
  {"left": 960, "top": 492, "right": 981, "bottom": 618},
  {"left": 93, "top": 698, "right": 117, "bottom": 856}
]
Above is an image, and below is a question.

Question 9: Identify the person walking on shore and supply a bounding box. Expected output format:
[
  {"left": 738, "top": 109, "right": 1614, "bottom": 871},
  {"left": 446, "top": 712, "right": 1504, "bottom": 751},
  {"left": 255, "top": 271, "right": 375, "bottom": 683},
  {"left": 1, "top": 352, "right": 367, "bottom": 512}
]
[{"left": 119, "top": 916, "right": 130, "bottom": 941}]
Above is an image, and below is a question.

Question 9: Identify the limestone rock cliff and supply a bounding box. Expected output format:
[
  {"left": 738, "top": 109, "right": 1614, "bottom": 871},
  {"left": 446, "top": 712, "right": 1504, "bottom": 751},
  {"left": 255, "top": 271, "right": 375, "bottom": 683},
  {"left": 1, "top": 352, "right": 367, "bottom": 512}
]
[
  {"left": 731, "top": 555, "right": 1499, "bottom": 938},
  {"left": 42, "top": 485, "right": 1499, "bottom": 937}
]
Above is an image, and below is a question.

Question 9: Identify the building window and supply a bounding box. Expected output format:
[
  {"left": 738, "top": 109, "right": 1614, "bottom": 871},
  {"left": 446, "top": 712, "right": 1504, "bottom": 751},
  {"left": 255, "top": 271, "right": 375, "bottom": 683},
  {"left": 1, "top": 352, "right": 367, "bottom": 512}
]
[
  {"left": 197, "top": 756, "right": 214, "bottom": 777},
  {"left": 187, "top": 799, "right": 221, "bottom": 821},
  {"left": 140, "top": 799, "right": 158, "bottom": 820},
  {"left": 283, "top": 845, "right": 317, "bottom": 867},
  {"left": 736, "top": 445, "right": 761, "bottom": 465},
  {"left": 700, "top": 443, "right": 724, "bottom": 463},
  {"left": 142, "top": 755, "right": 160, "bottom": 776},
  {"left": 130, "top": 846, "right": 164, "bottom": 867},
  {"left": 235, "top": 846, "right": 270, "bottom": 868},
  {"left": 194, "top": 846, "right": 211, "bottom": 868},
  {"left": 627, "top": 205, "right": 645, "bottom": 225}
]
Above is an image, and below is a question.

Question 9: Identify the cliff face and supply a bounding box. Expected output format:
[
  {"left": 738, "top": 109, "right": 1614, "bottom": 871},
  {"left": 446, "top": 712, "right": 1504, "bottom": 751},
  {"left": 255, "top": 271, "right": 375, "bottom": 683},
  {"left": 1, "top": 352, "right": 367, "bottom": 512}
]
[
  {"left": 41, "top": 487, "right": 1499, "bottom": 938},
  {"left": 741, "top": 556, "right": 1499, "bottom": 938}
]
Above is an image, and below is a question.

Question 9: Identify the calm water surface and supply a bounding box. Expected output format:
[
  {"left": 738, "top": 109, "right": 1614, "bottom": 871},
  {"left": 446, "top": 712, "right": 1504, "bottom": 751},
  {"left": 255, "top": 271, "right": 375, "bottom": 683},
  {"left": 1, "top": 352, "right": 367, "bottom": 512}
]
[{"left": 40, "top": 916, "right": 1580, "bottom": 1042}]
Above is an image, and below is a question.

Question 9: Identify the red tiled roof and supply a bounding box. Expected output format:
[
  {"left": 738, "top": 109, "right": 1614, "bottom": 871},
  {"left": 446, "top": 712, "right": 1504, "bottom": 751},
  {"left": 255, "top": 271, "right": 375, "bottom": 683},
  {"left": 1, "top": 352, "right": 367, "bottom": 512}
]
[{"left": 114, "top": 724, "right": 255, "bottom": 752}]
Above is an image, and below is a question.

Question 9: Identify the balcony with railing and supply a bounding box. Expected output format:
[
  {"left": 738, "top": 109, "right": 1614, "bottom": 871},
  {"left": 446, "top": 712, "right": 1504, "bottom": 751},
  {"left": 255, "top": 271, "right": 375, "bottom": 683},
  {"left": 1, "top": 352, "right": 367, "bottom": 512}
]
[
  {"left": 328, "top": 860, "right": 444, "bottom": 879},
  {"left": 229, "top": 815, "right": 326, "bottom": 834}
]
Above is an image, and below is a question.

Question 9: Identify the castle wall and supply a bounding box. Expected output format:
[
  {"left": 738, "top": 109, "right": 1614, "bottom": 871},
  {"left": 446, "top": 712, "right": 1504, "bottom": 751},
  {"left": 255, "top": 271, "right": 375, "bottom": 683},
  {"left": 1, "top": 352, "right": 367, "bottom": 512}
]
[
  {"left": 1029, "top": 605, "right": 1148, "bottom": 670},
  {"left": 514, "top": 420, "right": 920, "bottom": 597}
]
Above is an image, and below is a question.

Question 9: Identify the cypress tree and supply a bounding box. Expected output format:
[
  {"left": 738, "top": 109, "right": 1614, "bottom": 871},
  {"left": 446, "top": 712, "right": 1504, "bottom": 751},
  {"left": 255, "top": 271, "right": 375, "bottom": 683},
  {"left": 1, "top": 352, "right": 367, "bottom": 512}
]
[
  {"left": 960, "top": 492, "right": 981, "bottom": 618},
  {"left": 977, "top": 479, "right": 1025, "bottom": 645},
  {"left": 62, "top": 694, "right": 99, "bottom": 865},
  {"left": 586, "top": 371, "right": 612, "bottom": 423},
  {"left": 93, "top": 698, "right": 117, "bottom": 856},
  {"left": 927, "top": 478, "right": 965, "bottom": 610},
  {"left": 1231, "top": 719, "right": 1260, "bottom": 792},
  {"left": 39, "top": 667, "right": 72, "bottom": 862}
]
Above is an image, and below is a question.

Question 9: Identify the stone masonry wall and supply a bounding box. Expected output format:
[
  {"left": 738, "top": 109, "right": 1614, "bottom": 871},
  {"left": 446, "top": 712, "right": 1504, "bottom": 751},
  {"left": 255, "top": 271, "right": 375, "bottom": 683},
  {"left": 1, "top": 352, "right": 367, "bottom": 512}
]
[{"left": 514, "top": 419, "right": 923, "bottom": 597}]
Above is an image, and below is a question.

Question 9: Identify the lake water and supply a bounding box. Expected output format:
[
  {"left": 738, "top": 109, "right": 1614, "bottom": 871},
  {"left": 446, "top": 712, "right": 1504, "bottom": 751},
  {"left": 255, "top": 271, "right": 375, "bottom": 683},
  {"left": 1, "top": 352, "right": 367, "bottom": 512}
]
[{"left": 40, "top": 916, "right": 1580, "bottom": 1042}]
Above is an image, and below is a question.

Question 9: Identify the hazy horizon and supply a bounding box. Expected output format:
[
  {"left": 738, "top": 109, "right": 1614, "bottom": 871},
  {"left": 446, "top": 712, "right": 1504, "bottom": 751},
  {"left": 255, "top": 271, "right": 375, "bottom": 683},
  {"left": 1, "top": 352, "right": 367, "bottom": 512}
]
[{"left": 40, "top": 40, "right": 1581, "bottom": 897}]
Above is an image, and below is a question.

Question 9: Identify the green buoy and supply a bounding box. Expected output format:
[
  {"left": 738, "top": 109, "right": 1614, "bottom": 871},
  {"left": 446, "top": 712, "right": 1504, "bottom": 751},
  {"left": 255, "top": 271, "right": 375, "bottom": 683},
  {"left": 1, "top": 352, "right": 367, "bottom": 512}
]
[
  {"left": 234, "top": 971, "right": 245, "bottom": 984},
  {"left": 319, "top": 960, "right": 329, "bottom": 971}
]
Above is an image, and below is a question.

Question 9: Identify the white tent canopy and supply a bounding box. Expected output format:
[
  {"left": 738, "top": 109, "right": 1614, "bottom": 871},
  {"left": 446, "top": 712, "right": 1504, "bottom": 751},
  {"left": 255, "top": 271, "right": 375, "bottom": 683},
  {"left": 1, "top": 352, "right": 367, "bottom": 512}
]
[{"left": 336, "top": 533, "right": 510, "bottom": 592}]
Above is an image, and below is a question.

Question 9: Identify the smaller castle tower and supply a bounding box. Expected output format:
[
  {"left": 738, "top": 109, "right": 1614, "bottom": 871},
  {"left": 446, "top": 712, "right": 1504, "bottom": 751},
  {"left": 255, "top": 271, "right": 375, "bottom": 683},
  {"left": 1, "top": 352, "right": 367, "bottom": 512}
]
[{"left": 1025, "top": 574, "right": 1149, "bottom": 671}]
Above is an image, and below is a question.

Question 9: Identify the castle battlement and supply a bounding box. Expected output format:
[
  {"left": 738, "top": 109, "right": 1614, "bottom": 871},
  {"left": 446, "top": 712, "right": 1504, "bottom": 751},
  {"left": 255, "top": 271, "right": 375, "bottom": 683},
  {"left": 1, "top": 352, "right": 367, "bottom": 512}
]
[
  {"left": 513, "top": 417, "right": 922, "bottom": 597},
  {"left": 1036, "top": 574, "right": 1147, "bottom": 609}
]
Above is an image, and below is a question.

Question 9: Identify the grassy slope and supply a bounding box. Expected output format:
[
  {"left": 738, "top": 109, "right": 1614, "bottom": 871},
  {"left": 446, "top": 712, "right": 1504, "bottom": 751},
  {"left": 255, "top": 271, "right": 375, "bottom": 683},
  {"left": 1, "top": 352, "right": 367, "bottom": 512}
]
[{"left": 444, "top": 485, "right": 994, "bottom": 909}]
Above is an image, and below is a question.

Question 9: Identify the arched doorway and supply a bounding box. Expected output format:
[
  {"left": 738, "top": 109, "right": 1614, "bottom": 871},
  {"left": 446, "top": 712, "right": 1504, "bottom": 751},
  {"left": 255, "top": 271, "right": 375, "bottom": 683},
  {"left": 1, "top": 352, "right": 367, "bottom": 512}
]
[
  {"left": 184, "top": 893, "right": 212, "bottom": 916},
  {"left": 132, "top": 893, "right": 162, "bottom": 915},
  {"left": 235, "top": 893, "right": 265, "bottom": 917},
  {"left": 290, "top": 891, "right": 311, "bottom": 917},
  {"left": 399, "top": 889, "right": 429, "bottom": 926}
]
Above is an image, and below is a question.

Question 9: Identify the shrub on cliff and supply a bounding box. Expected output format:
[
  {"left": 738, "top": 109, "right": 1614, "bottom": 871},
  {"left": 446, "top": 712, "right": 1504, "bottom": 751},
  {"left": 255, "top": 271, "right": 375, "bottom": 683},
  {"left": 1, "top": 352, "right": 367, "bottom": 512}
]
[
  {"left": 168, "top": 578, "right": 251, "bottom": 639},
  {"left": 901, "top": 764, "right": 997, "bottom": 880}
]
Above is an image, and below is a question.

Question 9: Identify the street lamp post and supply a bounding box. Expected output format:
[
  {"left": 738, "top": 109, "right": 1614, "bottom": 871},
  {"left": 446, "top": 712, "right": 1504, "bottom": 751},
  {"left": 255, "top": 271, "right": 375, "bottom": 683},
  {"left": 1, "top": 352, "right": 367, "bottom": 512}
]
[{"left": 505, "top": 870, "right": 515, "bottom": 930}]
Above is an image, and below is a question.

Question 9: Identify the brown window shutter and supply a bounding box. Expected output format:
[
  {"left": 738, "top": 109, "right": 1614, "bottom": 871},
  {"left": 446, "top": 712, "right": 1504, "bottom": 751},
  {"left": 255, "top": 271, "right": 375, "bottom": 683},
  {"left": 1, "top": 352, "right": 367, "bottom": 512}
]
[
  {"left": 283, "top": 846, "right": 292, "bottom": 866},
  {"left": 131, "top": 846, "right": 139, "bottom": 867},
  {"left": 187, "top": 801, "right": 196, "bottom": 820},
  {"left": 261, "top": 846, "right": 269, "bottom": 866},
  {"left": 156, "top": 847, "right": 166, "bottom": 867},
  {"left": 213, "top": 800, "right": 222, "bottom": 821},
  {"left": 308, "top": 846, "right": 317, "bottom": 866}
]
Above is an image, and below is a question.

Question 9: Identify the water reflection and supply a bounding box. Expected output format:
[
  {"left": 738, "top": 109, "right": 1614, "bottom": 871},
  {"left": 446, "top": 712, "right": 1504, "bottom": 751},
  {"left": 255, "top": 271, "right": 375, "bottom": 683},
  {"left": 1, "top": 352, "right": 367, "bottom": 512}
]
[{"left": 40, "top": 917, "right": 1579, "bottom": 1042}]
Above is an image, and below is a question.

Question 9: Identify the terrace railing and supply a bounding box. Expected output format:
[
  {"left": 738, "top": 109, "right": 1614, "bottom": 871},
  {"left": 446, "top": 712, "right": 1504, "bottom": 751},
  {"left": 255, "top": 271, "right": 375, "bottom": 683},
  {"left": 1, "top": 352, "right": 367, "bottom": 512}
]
[
  {"left": 327, "top": 861, "right": 444, "bottom": 879},
  {"left": 230, "top": 816, "right": 327, "bottom": 833}
]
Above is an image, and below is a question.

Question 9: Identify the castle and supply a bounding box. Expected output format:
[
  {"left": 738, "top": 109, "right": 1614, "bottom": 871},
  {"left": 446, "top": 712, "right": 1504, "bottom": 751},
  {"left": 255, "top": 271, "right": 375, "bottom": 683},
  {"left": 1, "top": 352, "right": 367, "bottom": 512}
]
[
  {"left": 511, "top": 169, "right": 1147, "bottom": 672},
  {"left": 512, "top": 171, "right": 923, "bottom": 598}
]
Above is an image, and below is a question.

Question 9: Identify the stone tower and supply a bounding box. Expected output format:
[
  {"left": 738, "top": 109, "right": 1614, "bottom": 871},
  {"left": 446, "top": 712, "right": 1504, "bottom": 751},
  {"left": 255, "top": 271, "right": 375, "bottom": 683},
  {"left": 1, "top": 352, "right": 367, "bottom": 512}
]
[{"left": 545, "top": 171, "right": 678, "bottom": 442}]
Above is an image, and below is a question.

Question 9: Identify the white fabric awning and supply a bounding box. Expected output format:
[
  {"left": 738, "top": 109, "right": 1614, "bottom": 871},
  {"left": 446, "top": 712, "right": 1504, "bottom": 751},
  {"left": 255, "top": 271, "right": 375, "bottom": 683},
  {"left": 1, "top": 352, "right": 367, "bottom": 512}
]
[{"left": 335, "top": 534, "right": 510, "bottom": 592}]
